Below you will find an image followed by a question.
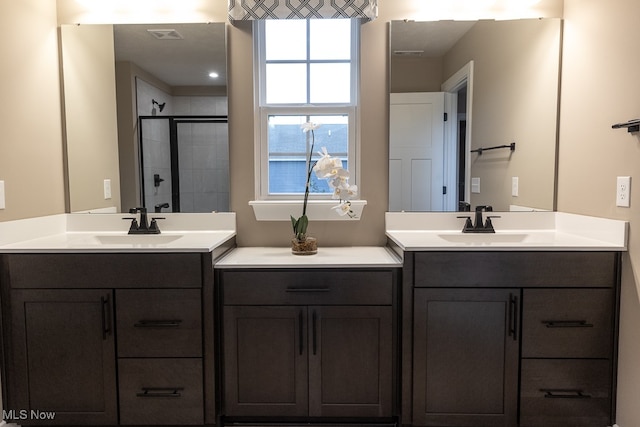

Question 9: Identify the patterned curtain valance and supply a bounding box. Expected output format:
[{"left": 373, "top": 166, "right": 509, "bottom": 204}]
[{"left": 228, "top": 0, "right": 378, "bottom": 22}]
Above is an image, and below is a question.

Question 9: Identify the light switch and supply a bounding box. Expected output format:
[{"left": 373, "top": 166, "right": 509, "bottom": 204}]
[
  {"left": 512, "top": 177, "right": 519, "bottom": 197},
  {"left": 471, "top": 177, "right": 480, "bottom": 194},
  {"left": 0, "top": 181, "right": 5, "bottom": 209},
  {"left": 104, "top": 179, "right": 112, "bottom": 200}
]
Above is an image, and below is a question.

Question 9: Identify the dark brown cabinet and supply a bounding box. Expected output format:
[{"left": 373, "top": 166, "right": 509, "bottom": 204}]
[
  {"left": 412, "top": 288, "right": 519, "bottom": 427},
  {"left": 520, "top": 289, "right": 616, "bottom": 427},
  {"left": 6, "top": 289, "right": 118, "bottom": 425},
  {"left": 220, "top": 268, "right": 397, "bottom": 421},
  {"left": 1, "top": 252, "right": 217, "bottom": 426},
  {"left": 400, "top": 250, "right": 621, "bottom": 427}
]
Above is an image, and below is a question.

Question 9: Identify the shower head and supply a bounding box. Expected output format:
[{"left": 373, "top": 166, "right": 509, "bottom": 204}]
[{"left": 152, "top": 99, "right": 166, "bottom": 112}]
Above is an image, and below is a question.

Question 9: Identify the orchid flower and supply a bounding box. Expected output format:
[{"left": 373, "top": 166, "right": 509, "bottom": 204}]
[
  {"left": 332, "top": 201, "right": 355, "bottom": 217},
  {"left": 313, "top": 147, "right": 343, "bottom": 179},
  {"left": 292, "top": 123, "right": 358, "bottom": 241}
]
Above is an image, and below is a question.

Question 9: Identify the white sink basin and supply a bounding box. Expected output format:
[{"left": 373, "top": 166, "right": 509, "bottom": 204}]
[
  {"left": 437, "top": 233, "right": 529, "bottom": 244},
  {"left": 95, "top": 234, "right": 183, "bottom": 245}
]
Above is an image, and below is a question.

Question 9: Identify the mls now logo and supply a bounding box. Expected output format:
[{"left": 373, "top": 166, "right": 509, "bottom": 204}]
[{"left": 3, "top": 409, "right": 56, "bottom": 421}]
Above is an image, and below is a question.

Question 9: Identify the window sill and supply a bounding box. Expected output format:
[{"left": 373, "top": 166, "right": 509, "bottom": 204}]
[{"left": 249, "top": 200, "right": 367, "bottom": 221}]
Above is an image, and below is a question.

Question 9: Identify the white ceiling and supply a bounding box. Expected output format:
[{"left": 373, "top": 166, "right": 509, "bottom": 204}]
[{"left": 114, "top": 22, "right": 227, "bottom": 87}]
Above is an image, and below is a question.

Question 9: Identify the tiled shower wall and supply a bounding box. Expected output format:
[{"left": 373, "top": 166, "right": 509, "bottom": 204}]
[{"left": 136, "top": 78, "right": 229, "bottom": 213}]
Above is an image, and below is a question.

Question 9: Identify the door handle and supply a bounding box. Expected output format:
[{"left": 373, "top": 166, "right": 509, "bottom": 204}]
[
  {"left": 101, "top": 295, "right": 111, "bottom": 340},
  {"left": 509, "top": 294, "right": 518, "bottom": 341},
  {"left": 312, "top": 310, "right": 318, "bottom": 355}
]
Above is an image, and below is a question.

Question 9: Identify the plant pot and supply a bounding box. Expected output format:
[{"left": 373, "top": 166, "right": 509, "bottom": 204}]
[{"left": 291, "top": 236, "right": 318, "bottom": 255}]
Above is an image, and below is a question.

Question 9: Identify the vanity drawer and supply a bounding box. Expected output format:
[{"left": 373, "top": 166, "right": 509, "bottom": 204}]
[
  {"left": 520, "top": 359, "right": 612, "bottom": 427},
  {"left": 413, "top": 252, "right": 617, "bottom": 287},
  {"left": 522, "top": 289, "right": 613, "bottom": 358},
  {"left": 221, "top": 269, "right": 393, "bottom": 305},
  {"left": 4, "top": 253, "right": 202, "bottom": 288},
  {"left": 116, "top": 289, "right": 202, "bottom": 357},
  {"left": 118, "top": 358, "right": 203, "bottom": 425}
]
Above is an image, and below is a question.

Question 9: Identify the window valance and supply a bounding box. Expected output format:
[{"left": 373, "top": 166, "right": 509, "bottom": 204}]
[{"left": 228, "top": 0, "right": 377, "bottom": 21}]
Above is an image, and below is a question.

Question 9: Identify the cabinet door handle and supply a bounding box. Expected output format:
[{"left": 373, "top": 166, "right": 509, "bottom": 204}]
[
  {"left": 101, "top": 296, "right": 111, "bottom": 340},
  {"left": 286, "top": 287, "right": 330, "bottom": 293},
  {"left": 541, "top": 388, "right": 591, "bottom": 399},
  {"left": 312, "top": 310, "right": 318, "bottom": 355},
  {"left": 542, "top": 320, "right": 594, "bottom": 328},
  {"left": 134, "top": 319, "right": 182, "bottom": 328},
  {"left": 509, "top": 294, "right": 518, "bottom": 341},
  {"left": 298, "top": 310, "right": 304, "bottom": 356},
  {"left": 136, "top": 387, "right": 184, "bottom": 398}
]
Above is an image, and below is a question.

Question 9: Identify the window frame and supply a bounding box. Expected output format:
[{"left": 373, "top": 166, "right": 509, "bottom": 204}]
[{"left": 253, "top": 18, "right": 361, "bottom": 202}]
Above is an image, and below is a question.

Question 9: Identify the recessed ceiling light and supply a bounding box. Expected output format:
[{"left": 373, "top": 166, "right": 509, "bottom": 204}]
[{"left": 209, "top": 72, "right": 219, "bottom": 78}]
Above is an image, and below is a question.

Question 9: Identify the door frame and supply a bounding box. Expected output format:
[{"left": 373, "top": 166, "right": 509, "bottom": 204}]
[{"left": 442, "top": 60, "right": 474, "bottom": 207}]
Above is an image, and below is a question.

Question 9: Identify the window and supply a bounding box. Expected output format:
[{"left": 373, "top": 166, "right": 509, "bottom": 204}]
[{"left": 254, "top": 19, "right": 359, "bottom": 202}]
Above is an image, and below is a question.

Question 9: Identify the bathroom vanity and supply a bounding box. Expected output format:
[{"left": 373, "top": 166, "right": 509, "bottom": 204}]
[
  {"left": 214, "top": 247, "right": 402, "bottom": 422},
  {"left": 0, "top": 211, "right": 628, "bottom": 427},
  {"left": 0, "top": 213, "right": 236, "bottom": 426},
  {"left": 386, "top": 211, "right": 627, "bottom": 427}
]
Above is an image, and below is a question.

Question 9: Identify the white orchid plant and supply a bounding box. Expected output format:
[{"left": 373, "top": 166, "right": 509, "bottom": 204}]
[{"left": 291, "top": 122, "right": 358, "bottom": 242}]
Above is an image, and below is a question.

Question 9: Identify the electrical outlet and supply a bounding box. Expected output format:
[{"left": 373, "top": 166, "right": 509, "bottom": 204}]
[
  {"left": 104, "top": 179, "right": 112, "bottom": 200},
  {"left": 616, "top": 176, "right": 631, "bottom": 207},
  {"left": 0, "top": 181, "right": 5, "bottom": 209},
  {"left": 512, "top": 177, "right": 519, "bottom": 197}
]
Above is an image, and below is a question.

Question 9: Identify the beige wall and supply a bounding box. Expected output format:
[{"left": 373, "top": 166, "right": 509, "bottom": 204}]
[
  {"left": 0, "top": 0, "right": 66, "bottom": 221},
  {"left": 60, "top": 24, "right": 121, "bottom": 212},
  {"left": 558, "top": 0, "right": 640, "bottom": 424}
]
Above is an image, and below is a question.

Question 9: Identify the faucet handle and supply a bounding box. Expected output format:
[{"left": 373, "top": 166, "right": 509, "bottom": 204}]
[
  {"left": 457, "top": 215, "right": 474, "bottom": 233},
  {"left": 149, "top": 217, "right": 165, "bottom": 234},
  {"left": 122, "top": 217, "right": 139, "bottom": 233}
]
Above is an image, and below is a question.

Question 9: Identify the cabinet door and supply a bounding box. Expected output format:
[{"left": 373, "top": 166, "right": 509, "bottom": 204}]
[
  {"left": 413, "top": 288, "right": 519, "bottom": 427},
  {"left": 308, "top": 306, "right": 393, "bottom": 417},
  {"left": 7, "top": 289, "right": 117, "bottom": 425},
  {"left": 223, "top": 306, "right": 308, "bottom": 417}
]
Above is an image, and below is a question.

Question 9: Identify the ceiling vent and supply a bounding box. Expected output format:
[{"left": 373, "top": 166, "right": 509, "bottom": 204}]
[
  {"left": 147, "top": 29, "right": 184, "bottom": 40},
  {"left": 393, "top": 50, "right": 425, "bottom": 57}
]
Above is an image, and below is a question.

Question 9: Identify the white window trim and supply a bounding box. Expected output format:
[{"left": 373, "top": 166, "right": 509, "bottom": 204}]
[{"left": 250, "top": 19, "right": 366, "bottom": 221}]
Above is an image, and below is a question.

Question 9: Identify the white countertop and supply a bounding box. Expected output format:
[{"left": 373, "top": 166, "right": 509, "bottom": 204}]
[
  {"left": 215, "top": 246, "right": 403, "bottom": 268},
  {"left": 0, "top": 213, "right": 236, "bottom": 253},
  {"left": 386, "top": 211, "right": 628, "bottom": 251}
]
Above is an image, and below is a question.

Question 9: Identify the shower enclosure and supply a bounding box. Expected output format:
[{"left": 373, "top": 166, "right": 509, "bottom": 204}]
[{"left": 139, "top": 115, "right": 229, "bottom": 213}]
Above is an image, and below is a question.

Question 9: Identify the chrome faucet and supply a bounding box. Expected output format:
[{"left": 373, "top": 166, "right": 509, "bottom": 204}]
[
  {"left": 123, "top": 207, "right": 163, "bottom": 234},
  {"left": 458, "top": 205, "right": 498, "bottom": 233}
]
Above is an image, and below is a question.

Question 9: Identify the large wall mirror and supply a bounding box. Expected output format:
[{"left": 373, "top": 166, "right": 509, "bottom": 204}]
[
  {"left": 60, "top": 22, "right": 228, "bottom": 214},
  {"left": 389, "top": 18, "right": 562, "bottom": 212}
]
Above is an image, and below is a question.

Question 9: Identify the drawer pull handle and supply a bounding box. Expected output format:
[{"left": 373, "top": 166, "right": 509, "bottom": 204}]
[
  {"left": 136, "top": 387, "right": 184, "bottom": 398},
  {"left": 542, "top": 320, "right": 594, "bottom": 328},
  {"left": 134, "top": 320, "right": 182, "bottom": 328},
  {"left": 541, "top": 388, "right": 591, "bottom": 399},
  {"left": 286, "top": 287, "right": 330, "bottom": 293}
]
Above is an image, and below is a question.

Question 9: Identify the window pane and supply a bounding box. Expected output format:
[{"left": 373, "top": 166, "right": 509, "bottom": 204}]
[
  {"left": 310, "top": 19, "right": 351, "bottom": 60},
  {"left": 266, "top": 64, "right": 307, "bottom": 104},
  {"left": 268, "top": 115, "right": 349, "bottom": 195},
  {"left": 265, "top": 20, "right": 307, "bottom": 60},
  {"left": 310, "top": 63, "right": 351, "bottom": 103}
]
